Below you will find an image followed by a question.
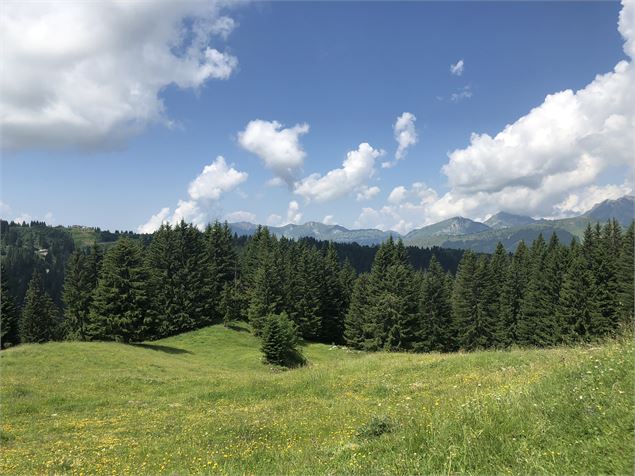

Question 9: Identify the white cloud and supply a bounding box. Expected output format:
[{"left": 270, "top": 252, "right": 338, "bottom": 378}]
[
  {"left": 1, "top": 1, "right": 240, "bottom": 151},
  {"left": 0, "top": 202, "right": 11, "bottom": 216},
  {"left": 450, "top": 59, "right": 464, "bottom": 76},
  {"left": 138, "top": 207, "right": 171, "bottom": 234},
  {"left": 238, "top": 119, "right": 310, "bottom": 185},
  {"left": 12, "top": 213, "right": 33, "bottom": 224},
  {"left": 188, "top": 156, "right": 248, "bottom": 201},
  {"left": 138, "top": 156, "right": 247, "bottom": 232},
  {"left": 265, "top": 177, "right": 286, "bottom": 187},
  {"left": 450, "top": 85, "right": 472, "bottom": 103},
  {"left": 267, "top": 214, "right": 283, "bottom": 226},
  {"left": 323, "top": 215, "right": 336, "bottom": 225},
  {"left": 388, "top": 186, "right": 407, "bottom": 204},
  {"left": 554, "top": 183, "right": 633, "bottom": 216},
  {"left": 225, "top": 210, "right": 256, "bottom": 223},
  {"left": 356, "top": 185, "right": 381, "bottom": 202},
  {"left": 294, "top": 143, "right": 384, "bottom": 202},
  {"left": 286, "top": 200, "right": 303, "bottom": 225},
  {"left": 383, "top": 112, "right": 419, "bottom": 168}
]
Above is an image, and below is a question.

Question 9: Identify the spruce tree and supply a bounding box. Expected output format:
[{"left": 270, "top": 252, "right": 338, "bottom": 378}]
[
  {"left": 499, "top": 241, "right": 528, "bottom": 346},
  {"left": 451, "top": 251, "right": 479, "bottom": 350},
  {"left": 319, "top": 243, "right": 345, "bottom": 343},
  {"left": 589, "top": 222, "right": 621, "bottom": 336},
  {"left": 19, "top": 270, "right": 60, "bottom": 343},
  {"left": 416, "top": 255, "right": 453, "bottom": 352},
  {"left": 344, "top": 273, "right": 370, "bottom": 349},
  {"left": 260, "top": 312, "right": 304, "bottom": 367},
  {"left": 247, "top": 247, "right": 284, "bottom": 336},
  {"left": 1, "top": 264, "right": 20, "bottom": 348},
  {"left": 556, "top": 243, "right": 597, "bottom": 342},
  {"left": 63, "top": 250, "right": 93, "bottom": 340},
  {"left": 90, "top": 238, "right": 151, "bottom": 343},
  {"left": 617, "top": 222, "right": 634, "bottom": 322}
]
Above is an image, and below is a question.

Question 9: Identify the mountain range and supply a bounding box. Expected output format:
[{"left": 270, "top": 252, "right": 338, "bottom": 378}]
[{"left": 229, "top": 195, "right": 635, "bottom": 253}]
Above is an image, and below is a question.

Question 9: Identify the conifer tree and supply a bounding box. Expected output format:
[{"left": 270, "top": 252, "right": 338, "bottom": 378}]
[
  {"left": 416, "top": 255, "right": 453, "bottom": 352},
  {"left": 344, "top": 273, "right": 370, "bottom": 349},
  {"left": 219, "top": 280, "right": 242, "bottom": 327},
  {"left": 1, "top": 264, "right": 19, "bottom": 348},
  {"left": 260, "top": 312, "right": 304, "bottom": 367},
  {"left": 319, "top": 243, "right": 345, "bottom": 343},
  {"left": 63, "top": 250, "right": 94, "bottom": 340},
  {"left": 617, "top": 222, "right": 634, "bottom": 322},
  {"left": 205, "top": 221, "right": 238, "bottom": 319},
  {"left": 500, "top": 240, "right": 528, "bottom": 346},
  {"left": 517, "top": 234, "right": 558, "bottom": 346},
  {"left": 557, "top": 243, "right": 597, "bottom": 342},
  {"left": 339, "top": 258, "right": 357, "bottom": 314},
  {"left": 589, "top": 222, "right": 621, "bottom": 336},
  {"left": 451, "top": 251, "right": 479, "bottom": 350},
  {"left": 19, "top": 270, "right": 60, "bottom": 343},
  {"left": 90, "top": 238, "right": 151, "bottom": 343},
  {"left": 248, "top": 247, "right": 284, "bottom": 335}
]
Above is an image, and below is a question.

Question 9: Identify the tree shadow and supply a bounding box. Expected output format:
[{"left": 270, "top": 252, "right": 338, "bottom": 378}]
[
  {"left": 226, "top": 323, "right": 250, "bottom": 333},
  {"left": 132, "top": 343, "right": 192, "bottom": 355}
]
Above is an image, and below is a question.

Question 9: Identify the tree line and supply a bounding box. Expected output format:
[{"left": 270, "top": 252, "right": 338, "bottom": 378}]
[{"left": 1, "top": 220, "right": 633, "bottom": 352}]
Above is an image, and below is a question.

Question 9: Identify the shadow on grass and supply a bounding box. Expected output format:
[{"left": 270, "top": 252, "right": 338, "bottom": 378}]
[
  {"left": 226, "top": 323, "right": 251, "bottom": 333},
  {"left": 132, "top": 343, "right": 192, "bottom": 355}
]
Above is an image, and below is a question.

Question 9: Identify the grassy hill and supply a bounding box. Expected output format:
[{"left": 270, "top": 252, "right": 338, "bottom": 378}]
[{"left": 1, "top": 324, "right": 632, "bottom": 475}]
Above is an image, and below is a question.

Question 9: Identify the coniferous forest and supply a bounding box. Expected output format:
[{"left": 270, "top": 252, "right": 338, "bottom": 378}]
[{"left": 1, "top": 219, "right": 633, "bottom": 352}]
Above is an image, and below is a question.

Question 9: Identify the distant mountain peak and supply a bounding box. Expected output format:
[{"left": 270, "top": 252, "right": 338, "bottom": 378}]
[
  {"left": 583, "top": 195, "right": 634, "bottom": 225},
  {"left": 484, "top": 211, "right": 536, "bottom": 230}
]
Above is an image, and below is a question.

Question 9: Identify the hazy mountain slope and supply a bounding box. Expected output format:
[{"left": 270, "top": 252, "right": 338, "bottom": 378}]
[{"left": 484, "top": 212, "right": 536, "bottom": 229}]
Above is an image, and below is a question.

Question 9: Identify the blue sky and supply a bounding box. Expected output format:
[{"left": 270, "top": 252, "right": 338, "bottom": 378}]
[{"left": 1, "top": 0, "right": 633, "bottom": 233}]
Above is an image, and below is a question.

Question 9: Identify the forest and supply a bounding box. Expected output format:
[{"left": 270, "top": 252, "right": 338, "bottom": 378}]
[{"left": 1, "top": 219, "right": 633, "bottom": 353}]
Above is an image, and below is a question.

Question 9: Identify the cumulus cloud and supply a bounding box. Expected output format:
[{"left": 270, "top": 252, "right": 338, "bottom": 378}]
[
  {"left": 450, "top": 59, "right": 464, "bottom": 76},
  {"left": 188, "top": 156, "right": 248, "bottom": 201},
  {"left": 138, "top": 156, "right": 247, "bottom": 232},
  {"left": 360, "top": 0, "right": 634, "bottom": 232},
  {"left": 323, "top": 215, "right": 336, "bottom": 225},
  {"left": 267, "top": 214, "right": 283, "bottom": 226},
  {"left": 225, "top": 210, "right": 256, "bottom": 223},
  {"left": 286, "top": 200, "right": 303, "bottom": 225},
  {"left": 383, "top": 112, "right": 418, "bottom": 168},
  {"left": 1, "top": 1, "right": 240, "bottom": 152},
  {"left": 238, "top": 120, "right": 310, "bottom": 185},
  {"left": 294, "top": 143, "right": 384, "bottom": 202},
  {"left": 356, "top": 185, "right": 381, "bottom": 202}
]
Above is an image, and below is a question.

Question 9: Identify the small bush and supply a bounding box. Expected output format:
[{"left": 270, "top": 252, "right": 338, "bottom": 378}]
[
  {"left": 260, "top": 312, "right": 306, "bottom": 368},
  {"left": 356, "top": 415, "right": 394, "bottom": 438}
]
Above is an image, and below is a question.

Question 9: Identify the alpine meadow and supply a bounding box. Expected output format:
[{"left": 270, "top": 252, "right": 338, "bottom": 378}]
[{"left": 2, "top": 0, "right": 635, "bottom": 475}]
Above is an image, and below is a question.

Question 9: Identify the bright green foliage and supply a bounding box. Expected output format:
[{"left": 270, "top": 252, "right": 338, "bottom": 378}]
[
  {"left": 89, "top": 238, "right": 150, "bottom": 343},
  {"left": 416, "top": 256, "right": 453, "bottom": 352},
  {"left": 260, "top": 312, "right": 304, "bottom": 366},
  {"left": 19, "top": 270, "right": 60, "bottom": 343},
  {"left": 1, "top": 264, "right": 20, "bottom": 348}
]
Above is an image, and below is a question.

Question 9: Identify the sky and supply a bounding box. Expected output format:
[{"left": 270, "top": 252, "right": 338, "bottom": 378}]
[{"left": 1, "top": 0, "right": 633, "bottom": 234}]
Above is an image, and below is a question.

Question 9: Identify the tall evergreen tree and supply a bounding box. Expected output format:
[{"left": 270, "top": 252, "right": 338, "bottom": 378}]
[
  {"left": 319, "top": 242, "right": 345, "bottom": 343},
  {"left": 500, "top": 241, "right": 529, "bottom": 346},
  {"left": 1, "top": 264, "right": 20, "bottom": 348},
  {"left": 451, "top": 251, "right": 479, "bottom": 350},
  {"left": 63, "top": 250, "right": 94, "bottom": 340},
  {"left": 344, "top": 273, "right": 370, "bottom": 349},
  {"left": 589, "top": 222, "right": 621, "bottom": 336},
  {"left": 617, "top": 222, "right": 634, "bottom": 322},
  {"left": 19, "top": 270, "right": 60, "bottom": 343},
  {"left": 90, "top": 238, "right": 151, "bottom": 343},
  {"left": 247, "top": 246, "right": 284, "bottom": 336},
  {"left": 416, "top": 256, "right": 453, "bottom": 352}
]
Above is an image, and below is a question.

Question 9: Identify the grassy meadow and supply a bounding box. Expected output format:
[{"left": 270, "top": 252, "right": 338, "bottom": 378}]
[{"left": 1, "top": 323, "right": 633, "bottom": 475}]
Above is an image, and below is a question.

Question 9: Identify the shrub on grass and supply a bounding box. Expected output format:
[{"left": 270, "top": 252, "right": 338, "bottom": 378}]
[
  {"left": 357, "top": 415, "right": 394, "bottom": 438},
  {"left": 260, "top": 312, "right": 306, "bottom": 367}
]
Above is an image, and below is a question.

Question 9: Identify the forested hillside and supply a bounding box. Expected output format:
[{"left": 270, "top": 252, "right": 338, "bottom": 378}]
[{"left": 2, "top": 218, "right": 632, "bottom": 352}]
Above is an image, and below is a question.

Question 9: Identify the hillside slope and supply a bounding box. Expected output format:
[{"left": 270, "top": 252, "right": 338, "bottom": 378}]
[{"left": 1, "top": 325, "right": 632, "bottom": 475}]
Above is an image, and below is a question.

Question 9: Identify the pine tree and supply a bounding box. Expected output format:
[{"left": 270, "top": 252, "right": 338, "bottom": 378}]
[
  {"left": 416, "top": 256, "right": 453, "bottom": 352},
  {"left": 500, "top": 241, "right": 528, "bottom": 346},
  {"left": 589, "top": 222, "right": 621, "bottom": 336},
  {"left": 260, "top": 312, "right": 304, "bottom": 367},
  {"left": 63, "top": 250, "right": 94, "bottom": 340},
  {"left": 319, "top": 243, "right": 345, "bottom": 343},
  {"left": 339, "top": 259, "right": 357, "bottom": 313},
  {"left": 557, "top": 243, "right": 597, "bottom": 342},
  {"left": 90, "top": 238, "right": 151, "bottom": 343},
  {"left": 617, "top": 222, "right": 634, "bottom": 323},
  {"left": 248, "top": 246, "right": 284, "bottom": 336},
  {"left": 344, "top": 273, "right": 370, "bottom": 349},
  {"left": 19, "top": 270, "right": 60, "bottom": 343},
  {"left": 451, "top": 251, "right": 479, "bottom": 350},
  {"left": 517, "top": 234, "right": 557, "bottom": 347},
  {"left": 1, "top": 264, "right": 20, "bottom": 348},
  {"left": 219, "top": 280, "right": 242, "bottom": 327},
  {"left": 205, "top": 221, "right": 238, "bottom": 320}
]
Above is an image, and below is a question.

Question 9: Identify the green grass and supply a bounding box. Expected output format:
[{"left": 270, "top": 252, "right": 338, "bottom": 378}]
[{"left": 1, "top": 324, "right": 633, "bottom": 475}]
